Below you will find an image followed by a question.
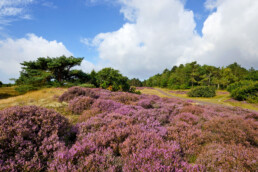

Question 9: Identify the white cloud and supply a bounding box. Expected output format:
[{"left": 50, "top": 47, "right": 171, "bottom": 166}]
[
  {"left": 42, "top": 1, "right": 57, "bottom": 9},
  {"left": 0, "top": 0, "right": 34, "bottom": 28},
  {"left": 84, "top": 0, "right": 198, "bottom": 78},
  {"left": 0, "top": 34, "right": 72, "bottom": 83},
  {"left": 82, "top": 0, "right": 258, "bottom": 79},
  {"left": 198, "top": 0, "right": 258, "bottom": 67}
]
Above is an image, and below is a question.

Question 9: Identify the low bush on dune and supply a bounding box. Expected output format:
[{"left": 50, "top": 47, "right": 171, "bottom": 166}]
[
  {"left": 68, "top": 96, "right": 94, "bottom": 114},
  {"left": 0, "top": 106, "right": 75, "bottom": 171},
  {"left": 188, "top": 86, "right": 216, "bottom": 97},
  {"left": 0, "top": 87, "right": 257, "bottom": 171},
  {"left": 58, "top": 86, "right": 99, "bottom": 102},
  {"left": 227, "top": 80, "right": 258, "bottom": 103}
]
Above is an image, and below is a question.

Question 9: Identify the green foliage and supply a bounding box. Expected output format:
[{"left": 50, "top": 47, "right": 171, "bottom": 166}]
[
  {"left": 129, "top": 86, "right": 141, "bottom": 94},
  {"left": 16, "top": 56, "right": 83, "bottom": 86},
  {"left": 96, "top": 68, "right": 130, "bottom": 91},
  {"left": 129, "top": 78, "right": 143, "bottom": 87},
  {"left": 144, "top": 62, "right": 257, "bottom": 90},
  {"left": 79, "top": 83, "right": 96, "bottom": 88},
  {"left": 188, "top": 86, "right": 216, "bottom": 98},
  {"left": 15, "top": 85, "right": 39, "bottom": 94},
  {"left": 15, "top": 56, "right": 85, "bottom": 93},
  {"left": 228, "top": 81, "right": 258, "bottom": 103}
]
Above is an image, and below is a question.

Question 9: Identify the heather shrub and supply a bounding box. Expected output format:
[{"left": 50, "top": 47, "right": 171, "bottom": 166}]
[
  {"left": 111, "top": 92, "right": 139, "bottom": 105},
  {"left": 123, "top": 141, "right": 200, "bottom": 171},
  {"left": 59, "top": 86, "right": 99, "bottom": 102},
  {"left": 188, "top": 86, "right": 216, "bottom": 97},
  {"left": 179, "top": 105, "right": 204, "bottom": 116},
  {"left": 79, "top": 108, "right": 101, "bottom": 122},
  {"left": 167, "top": 121, "right": 205, "bottom": 162},
  {"left": 196, "top": 143, "right": 258, "bottom": 171},
  {"left": 92, "top": 99, "right": 122, "bottom": 113},
  {"left": 202, "top": 116, "right": 258, "bottom": 146},
  {"left": 0, "top": 106, "right": 74, "bottom": 171},
  {"left": 137, "top": 99, "right": 155, "bottom": 109},
  {"left": 48, "top": 142, "right": 121, "bottom": 172},
  {"left": 68, "top": 96, "right": 94, "bottom": 114}
]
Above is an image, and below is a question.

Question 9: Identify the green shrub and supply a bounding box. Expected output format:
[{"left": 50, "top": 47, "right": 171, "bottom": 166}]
[
  {"left": 15, "top": 85, "right": 39, "bottom": 94},
  {"left": 129, "top": 86, "right": 141, "bottom": 95},
  {"left": 230, "top": 81, "right": 258, "bottom": 103},
  {"left": 79, "top": 83, "right": 96, "bottom": 88},
  {"left": 227, "top": 80, "right": 253, "bottom": 93},
  {"left": 188, "top": 86, "right": 216, "bottom": 98}
]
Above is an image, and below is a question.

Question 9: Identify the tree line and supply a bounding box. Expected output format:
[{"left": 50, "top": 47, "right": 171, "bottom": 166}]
[
  {"left": 12, "top": 56, "right": 131, "bottom": 93},
  {"left": 143, "top": 61, "right": 257, "bottom": 89}
]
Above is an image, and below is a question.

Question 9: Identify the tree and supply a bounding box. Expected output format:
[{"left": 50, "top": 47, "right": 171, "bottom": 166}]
[
  {"left": 200, "top": 65, "right": 218, "bottom": 86},
  {"left": 16, "top": 56, "right": 83, "bottom": 86},
  {"left": 186, "top": 61, "right": 201, "bottom": 88},
  {"left": 227, "top": 62, "right": 248, "bottom": 81},
  {"left": 0, "top": 81, "right": 2, "bottom": 87},
  {"left": 96, "top": 68, "right": 130, "bottom": 91},
  {"left": 246, "top": 67, "right": 258, "bottom": 81},
  {"left": 68, "top": 70, "right": 90, "bottom": 83},
  {"left": 129, "top": 78, "right": 143, "bottom": 87},
  {"left": 90, "top": 70, "right": 98, "bottom": 87}
]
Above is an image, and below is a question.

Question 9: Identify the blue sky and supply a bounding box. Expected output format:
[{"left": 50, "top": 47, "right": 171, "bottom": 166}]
[
  {"left": 2, "top": 0, "right": 209, "bottom": 60},
  {"left": 0, "top": 0, "right": 258, "bottom": 83}
]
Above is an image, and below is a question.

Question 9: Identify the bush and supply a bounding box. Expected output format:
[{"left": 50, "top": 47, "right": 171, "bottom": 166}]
[
  {"left": 0, "top": 106, "right": 74, "bottom": 171},
  {"left": 15, "top": 84, "right": 39, "bottom": 94},
  {"left": 188, "top": 86, "right": 216, "bottom": 97},
  {"left": 228, "top": 81, "right": 258, "bottom": 103},
  {"left": 59, "top": 86, "right": 99, "bottom": 102},
  {"left": 92, "top": 99, "right": 122, "bottom": 113},
  {"left": 227, "top": 80, "right": 253, "bottom": 93},
  {"left": 68, "top": 96, "right": 94, "bottom": 114},
  {"left": 79, "top": 83, "right": 96, "bottom": 88},
  {"left": 196, "top": 143, "right": 258, "bottom": 171}
]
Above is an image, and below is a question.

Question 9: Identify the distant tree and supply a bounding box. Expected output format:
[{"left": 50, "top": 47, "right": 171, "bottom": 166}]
[
  {"left": 186, "top": 61, "right": 201, "bottom": 87},
  {"left": 218, "top": 67, "right": 237, "bottom": 89},
  {"left": 97, "top": 68, "right": 130, "bottom": 91},
  {"left": 68, "top": 69, "right": 90, "bottom": 83},
  {"left": 129, "top": 78, "right": 143, "bottom": 87},
  {"left": 16, "top": 56, "right": 83, "bottom": 86},
  {"left": 246, "top": 67, "right": 258, "bottom": 81},
  {"left": 160, "top": 69, "right": 170, "bottom": 88},
  {"left": 90, "top": 70, "right": 98, "bottom": 87},
  {"left": 0, "top": 81, "right": 2, "bottom": 87},
  {"left": 200, "top": 65, "right": 218, "bottom": 86},
  {"left": 227, "top": 62, "right": 248, "bottom": 81}
]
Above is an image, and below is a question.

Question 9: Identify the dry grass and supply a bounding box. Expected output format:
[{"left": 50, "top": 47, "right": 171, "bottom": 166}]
[
  {"left": 0, "top": 87, "right": 20, "bottom": 99},
  {"left": 0, "top": 88, "right": 80, "bottom": 124}
]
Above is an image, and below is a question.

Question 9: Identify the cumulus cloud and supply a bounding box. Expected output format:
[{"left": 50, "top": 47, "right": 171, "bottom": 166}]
[
  {"left": 0, "top": 34, "right": 72, "bottom": 83},
  {"left": 198, "top": 0, "right": 258, "bottom": 67},
  {"left": 85, "top": 0, "right": 198, "bottom": 79},
  {"left": 82, "top": 0, "right": 258, "bottom": 79}
]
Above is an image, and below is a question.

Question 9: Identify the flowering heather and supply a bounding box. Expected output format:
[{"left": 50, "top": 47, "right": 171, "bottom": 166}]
[
  {"left": 68, "top": 96, "right": 94, "bottom": 114},
  {"left": 92, "top": 99, "right": 122, "bottom": 113},
  {"left": 196, "top": 143, "right": 258, "bottom": 171},
  {"left": 1, "top": 87, "right": 258, "bottom": 171},
  {"left": 0, "top": 106, "right": 74, "bottom": 171},
  {"left": 59, "top": 86, "right": 99, "bottom": 102},
  {"left": 111, "top": 92, "right": 139, "bottom": 105}
]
